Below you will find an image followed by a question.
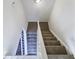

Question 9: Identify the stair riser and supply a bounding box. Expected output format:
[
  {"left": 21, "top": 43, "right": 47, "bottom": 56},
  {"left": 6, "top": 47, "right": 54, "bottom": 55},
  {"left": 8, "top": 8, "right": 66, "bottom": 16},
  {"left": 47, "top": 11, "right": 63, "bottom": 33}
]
[
  {"left": 44, "top": 38, "right": 57, "bottom": 41},
  {"left": 45, "top": 42, "right": 60, "bottom": 46},
  {"left": 42, "top": 35, "right": 53, "bottom": 37},
  {"left": 27, "top": 37, "right": 37, "bottom": 39}
]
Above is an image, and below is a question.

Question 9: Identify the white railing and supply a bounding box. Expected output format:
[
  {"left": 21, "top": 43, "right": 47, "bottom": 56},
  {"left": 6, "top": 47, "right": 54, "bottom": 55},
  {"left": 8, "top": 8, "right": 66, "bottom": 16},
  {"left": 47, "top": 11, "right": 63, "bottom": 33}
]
[
  {"left": 37, "top": 21, "right": 48, "bottom": 59},
  {"left": 4, "top": 21, "right": 48, "bottom": 59}
]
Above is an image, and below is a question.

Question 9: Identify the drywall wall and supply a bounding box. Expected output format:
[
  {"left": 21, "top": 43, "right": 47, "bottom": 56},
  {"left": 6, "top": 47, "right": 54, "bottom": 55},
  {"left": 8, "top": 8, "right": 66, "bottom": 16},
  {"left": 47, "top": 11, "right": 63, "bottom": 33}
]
[
  {"left": 21, "top": 0, "right": 55, "bottom": 22},
  {"left": 3, "top": 0, "right": 27, "bottom": 56},
  {"left": 48, "top": 0, "right": 75, "bottom": 56}
]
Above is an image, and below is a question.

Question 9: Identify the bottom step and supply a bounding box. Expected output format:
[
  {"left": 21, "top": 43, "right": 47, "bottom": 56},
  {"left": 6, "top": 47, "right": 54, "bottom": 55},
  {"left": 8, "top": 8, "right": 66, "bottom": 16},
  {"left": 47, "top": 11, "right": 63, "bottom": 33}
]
[
  {"left": 48, "top": 55, "right": 74, "bottom": 59},
  {"left": 46, "top": 46, "right": 67, "bottom": 55}
]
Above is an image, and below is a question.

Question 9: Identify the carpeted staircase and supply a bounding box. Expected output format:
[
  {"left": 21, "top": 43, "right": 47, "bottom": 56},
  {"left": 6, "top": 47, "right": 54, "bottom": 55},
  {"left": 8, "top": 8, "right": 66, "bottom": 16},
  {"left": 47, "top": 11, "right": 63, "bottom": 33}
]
[
  {"left": 39, "top": 22, "right": 67, "bottom": 55},
  {"left": 27, "top": 22, "right": 37, "bottom": 55},
  {"left": 16, "top": 22, "right": 74, "bottom": 59}
]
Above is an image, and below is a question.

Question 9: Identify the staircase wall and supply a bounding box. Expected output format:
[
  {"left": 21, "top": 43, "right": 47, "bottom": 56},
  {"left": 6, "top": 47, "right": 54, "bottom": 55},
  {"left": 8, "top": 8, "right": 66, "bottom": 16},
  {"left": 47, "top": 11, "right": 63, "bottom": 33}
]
[
  {"left": 3, "top": 0, "right": 27, "bottom": 56},
  {"left": 48, "top": 0, "right": 75, "bottom": 56}
]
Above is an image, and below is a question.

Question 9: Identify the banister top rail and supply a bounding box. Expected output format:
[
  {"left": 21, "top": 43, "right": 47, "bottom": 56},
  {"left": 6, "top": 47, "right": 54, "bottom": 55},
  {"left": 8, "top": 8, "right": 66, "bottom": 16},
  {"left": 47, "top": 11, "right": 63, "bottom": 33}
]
[{"left": 37, "top": 21, "right": 48, "bottom": 59}]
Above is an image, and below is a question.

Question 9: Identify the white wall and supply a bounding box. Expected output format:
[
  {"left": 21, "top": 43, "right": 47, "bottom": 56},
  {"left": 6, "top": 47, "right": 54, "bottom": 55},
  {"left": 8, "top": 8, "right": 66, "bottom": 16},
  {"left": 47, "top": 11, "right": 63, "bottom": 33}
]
[
  {"left": 3, "top": 0, "right": 27, "bottom": 56},
  {"left": 21, "top": 0, "right": 55, "bottom": 22},
  {"left": 48, "top": 0, "right": 75, "bottom": 56}
]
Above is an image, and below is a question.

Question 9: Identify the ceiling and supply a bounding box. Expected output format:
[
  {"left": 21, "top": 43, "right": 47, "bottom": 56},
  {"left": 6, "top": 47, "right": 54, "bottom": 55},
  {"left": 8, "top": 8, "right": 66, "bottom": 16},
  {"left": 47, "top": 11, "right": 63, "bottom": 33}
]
[{"left": 21, "top": 0, "right": 55, "bottom": 22}]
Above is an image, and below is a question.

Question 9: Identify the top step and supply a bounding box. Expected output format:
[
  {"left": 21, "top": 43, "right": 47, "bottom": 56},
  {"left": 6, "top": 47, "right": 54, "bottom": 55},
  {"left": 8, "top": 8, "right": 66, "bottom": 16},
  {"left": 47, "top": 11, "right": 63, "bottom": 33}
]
[
  {"left": 39, "top": 22, "right": 49, "bottom": 30},
  {"left": 27, "top": 22, "right": 37, "bottom": 32}
]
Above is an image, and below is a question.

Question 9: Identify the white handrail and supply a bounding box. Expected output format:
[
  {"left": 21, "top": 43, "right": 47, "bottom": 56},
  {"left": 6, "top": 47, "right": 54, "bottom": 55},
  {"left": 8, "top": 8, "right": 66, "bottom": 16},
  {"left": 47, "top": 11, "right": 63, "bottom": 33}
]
[
  {"left": 37, "top": 21, "right": 48, "bottom": 59},
  {"left": 4, "top": 21, "right": 48, "bottom": 59}
]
